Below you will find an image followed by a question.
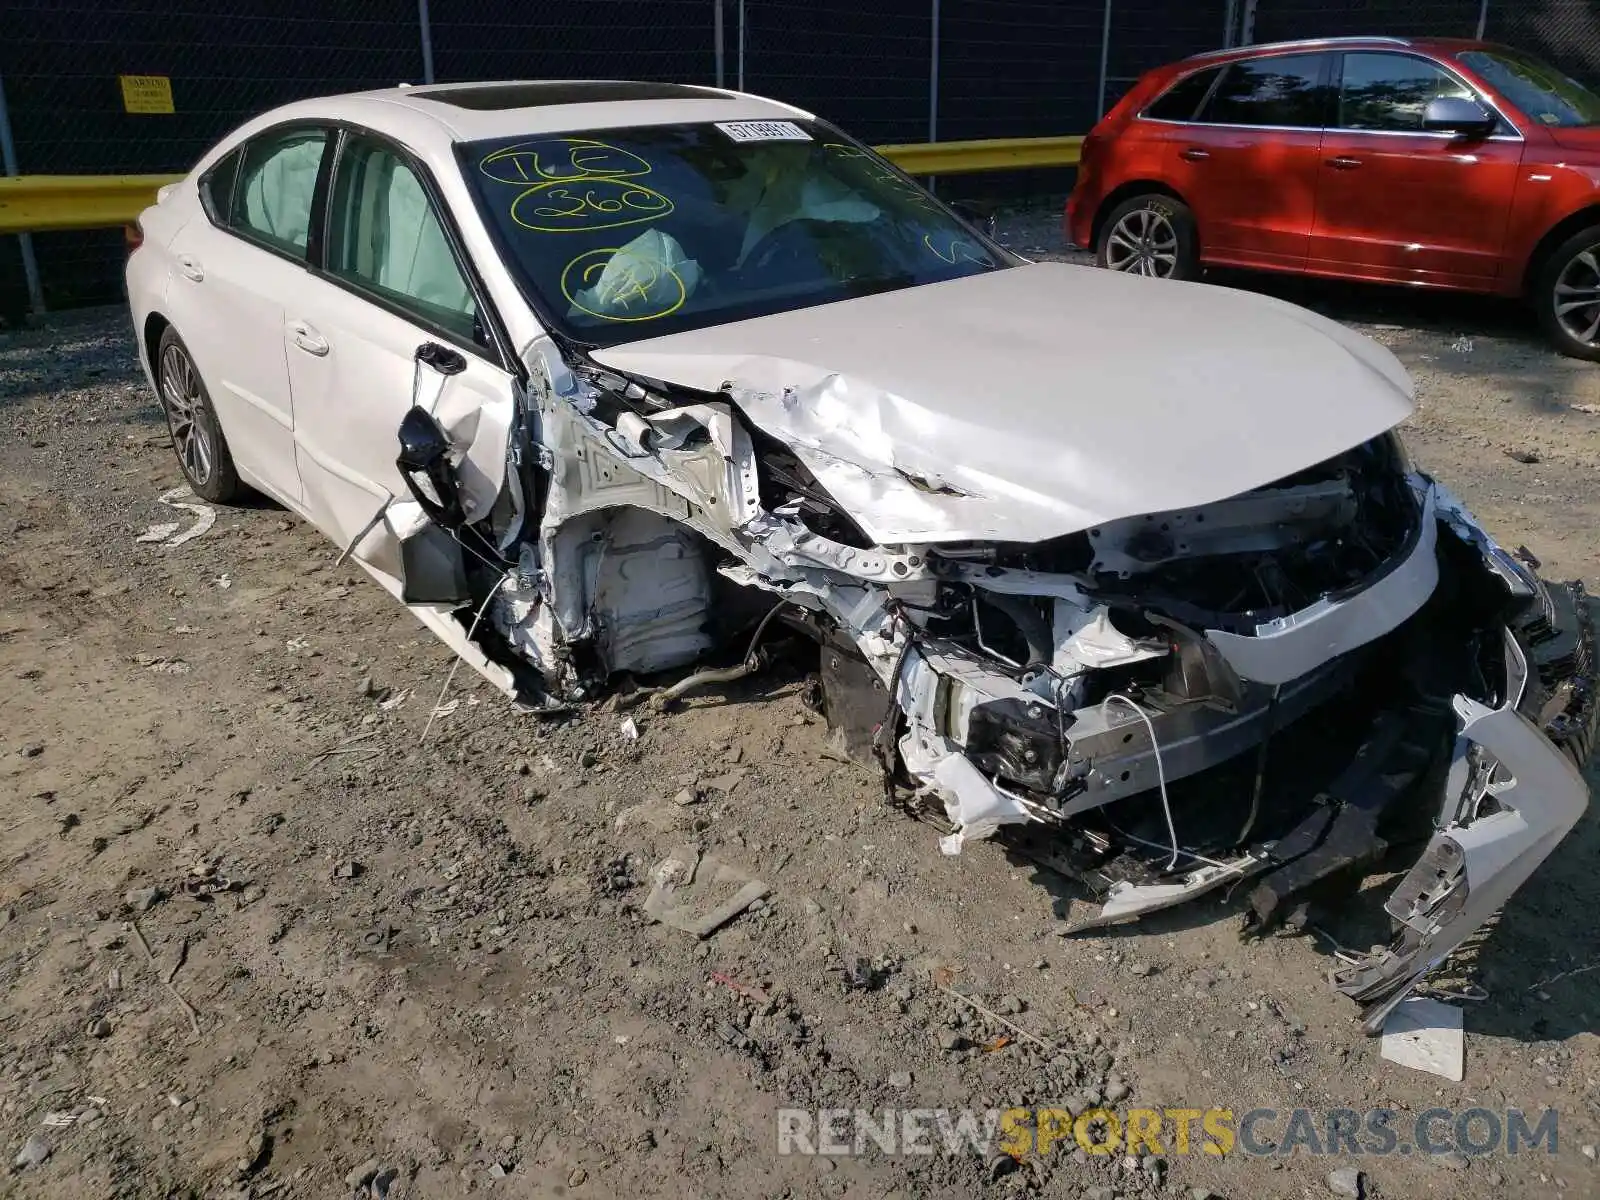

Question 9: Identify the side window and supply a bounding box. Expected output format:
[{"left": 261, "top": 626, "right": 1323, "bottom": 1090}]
[
  {"left": 200, "top": 148, "right": 242, "bottom": 226},
  {"left": 1199, "top": 53, "right": 1332, "bottom": 128},
  {"left": 1145, "top": 67, "right": 1223, "bottom": 121},
  {"left": 326, "top": 135, "right": 479, "bottom": 344},
  {"left": 1338, "top": 53, "right": 1475, "bottom": 131},
  {"left": 232, "top": 128, "right": 328, "bottom": 256}
]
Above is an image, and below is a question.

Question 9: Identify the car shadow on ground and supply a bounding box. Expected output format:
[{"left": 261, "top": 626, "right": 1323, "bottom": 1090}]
[{"left": 1204, "top": 266, "right": 1543, "bottom": 345}]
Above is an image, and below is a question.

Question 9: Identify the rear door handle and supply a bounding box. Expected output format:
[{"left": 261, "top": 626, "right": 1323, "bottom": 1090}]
[
  {"left": 1179, "top": 147, "right": 1211, "bottom": 162},
  {"left": 288, "top": 320, "right": 329, "bottom": 357},
  {"left": 177, "top": 255, "right": 204, "bottom": 282},
  {"left": 1327, "top": 156, "right": 1363, "bottom": 170}
]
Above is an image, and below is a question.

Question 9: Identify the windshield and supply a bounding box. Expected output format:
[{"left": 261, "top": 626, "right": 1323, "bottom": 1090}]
[
  {"left": 1461, "top": 48, "right": 1600, "bottom": 127},
  {"left": 458, "top": 120, "right": 1007, "bottom": 346}
]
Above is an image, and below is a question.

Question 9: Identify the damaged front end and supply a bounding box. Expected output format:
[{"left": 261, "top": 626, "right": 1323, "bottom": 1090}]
[{"left": 398, "top": 317, "right": 1593, "bottom": 1028}]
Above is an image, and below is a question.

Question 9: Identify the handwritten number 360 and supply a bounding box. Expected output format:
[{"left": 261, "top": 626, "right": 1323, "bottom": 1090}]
[{"left": 516, "top": 181, "right": 673, "bottom": 232}]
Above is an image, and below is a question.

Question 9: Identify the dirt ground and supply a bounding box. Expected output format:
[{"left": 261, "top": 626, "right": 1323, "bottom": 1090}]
[{"left": 3, "top": 215, "right": 1599, "bottom": 1200}]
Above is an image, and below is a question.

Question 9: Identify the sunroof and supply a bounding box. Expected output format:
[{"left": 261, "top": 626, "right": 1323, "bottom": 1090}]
[{"left": 409, "top": 81, "right": 720, "bottom": 111}]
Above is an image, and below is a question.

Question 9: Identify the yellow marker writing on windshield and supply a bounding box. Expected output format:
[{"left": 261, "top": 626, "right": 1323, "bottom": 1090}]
[
  {"left": 513, "top": 180, "right": 674, "bottom": 233},
  {"left": 480, "top": 138, "right": 652, "bottom": 185},
  {"left": 561, "top": 247, "right": 687, "bottom": 322},
  {"left": 924, "top": 234, "right": 996, "bottom": 266}
]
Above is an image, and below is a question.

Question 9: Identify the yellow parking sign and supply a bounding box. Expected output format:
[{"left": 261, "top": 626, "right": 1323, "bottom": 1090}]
[{"left": 119, "top": 75, "right": 174, "bottom": 115}]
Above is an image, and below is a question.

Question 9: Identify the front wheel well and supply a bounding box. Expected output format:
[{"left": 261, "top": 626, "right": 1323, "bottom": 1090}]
[
  {"left": 142, "top": 311, "right": 172, "bottom": 383},
  {"left": 1523, "top": 205, "right": 1600, "bottom": 294},
  {"left": 1090, "top": 181, "right": 1191, "bottom": 252}
]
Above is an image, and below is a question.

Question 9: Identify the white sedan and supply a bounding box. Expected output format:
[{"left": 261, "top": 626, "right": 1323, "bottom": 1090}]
[{"left": 128, "top": 80, "right": 1594, "bottom": 1029}]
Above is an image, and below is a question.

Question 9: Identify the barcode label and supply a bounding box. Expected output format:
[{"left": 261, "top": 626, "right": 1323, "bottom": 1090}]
[{"left": 716, "top": 120, "right": 812, "bottom": 143}]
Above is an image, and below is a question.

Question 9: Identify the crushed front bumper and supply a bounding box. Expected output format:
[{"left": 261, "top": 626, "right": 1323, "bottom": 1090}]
[
  {"left": 1065, "top": 581, "right": 1594, "bottom": 1028},
  {"left": 1334, "top": 581, "right": 1596, "bottom": 1032}
]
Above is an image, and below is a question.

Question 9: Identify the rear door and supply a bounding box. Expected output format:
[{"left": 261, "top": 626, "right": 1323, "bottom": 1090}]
[
  {"left": 283, "top": 130, "right": 518, "bottom": 594},
  {"left": 1162, "top": 52, "right": 1333, "bottom": 271},
  {"left": 164, "top": 125, "right": 332, "bottom": 503},
  {"left": 1311, "top": 51, "right": 1524, "bottom": 286}
]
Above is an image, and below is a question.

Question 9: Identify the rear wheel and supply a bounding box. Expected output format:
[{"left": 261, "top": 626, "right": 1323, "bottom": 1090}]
[
  {"left": 1534, "top": 225, "right": 1600, "bottom": 361},
  {"left": 156, "top": 326, "right": 243, "bottom": 503},
  {"left": 1095, "top": 194, "right": 1199, "bottom": 281}
]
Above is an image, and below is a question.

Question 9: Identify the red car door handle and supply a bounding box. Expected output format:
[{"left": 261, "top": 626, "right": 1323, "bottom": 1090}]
[
  {"left": 1180, "top": 147, "right": 1211, "bottom": 161},
  {"left": 1327, "top": 156, "right": 1362, "bottom": 170}
]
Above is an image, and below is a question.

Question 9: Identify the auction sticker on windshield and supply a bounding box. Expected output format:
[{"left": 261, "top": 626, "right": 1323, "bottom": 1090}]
[{"left": 716, "top": 120, "right": 812, "bottom": 142}]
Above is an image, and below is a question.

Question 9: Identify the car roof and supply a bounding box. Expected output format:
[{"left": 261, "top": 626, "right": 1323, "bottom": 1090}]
[
  {"left": 241, "top": 80, "right": 814, "bottom": 149},
  {"left": 1181, "top": 35, "right": 1495, "bottom": 66}
]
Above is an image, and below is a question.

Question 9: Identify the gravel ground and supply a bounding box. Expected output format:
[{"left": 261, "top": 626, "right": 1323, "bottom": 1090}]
[{"left": 2, "top": 215, "right": 1598, "bottom": 1200}]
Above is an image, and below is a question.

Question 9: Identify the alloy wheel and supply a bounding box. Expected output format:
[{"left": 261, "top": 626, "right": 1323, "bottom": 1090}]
[
  {"left": 1105, "top": 206, "right": 1179, "bottom": 278},
  {"left": 1553, "top": 244, "right": 1600, "bottom": 347},
  {"left": 158, "top": 342, "right": 214, "bottom": 487}
]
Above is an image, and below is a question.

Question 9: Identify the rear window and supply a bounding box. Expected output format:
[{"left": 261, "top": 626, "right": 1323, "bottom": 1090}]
[
  {"left": 1198, "top": 53, "right": 1333, "bottom": 128},
  {"left": 200, "top": 148, "right": 242, "bottom": 224},
  {"left": 459, "top": 121, "right": 1007, "bottom": 347},
  {"left": 1144, "top": 67, "right": 1222, "bottom": 121}
]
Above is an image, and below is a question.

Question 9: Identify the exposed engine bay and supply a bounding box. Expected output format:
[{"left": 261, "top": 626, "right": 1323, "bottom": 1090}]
[{"left": 387, "top": 316, "right": 1595, "bottom": 1033}]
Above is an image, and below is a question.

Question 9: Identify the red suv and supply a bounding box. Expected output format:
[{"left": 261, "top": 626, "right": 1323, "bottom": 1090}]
[{"left": 1067, "top": 37, "right": 1600, "bottom": 358}]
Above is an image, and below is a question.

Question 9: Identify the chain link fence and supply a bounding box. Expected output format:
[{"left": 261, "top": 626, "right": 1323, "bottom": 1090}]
[
  {"left": 6, "top": 0, "right": 1600, "bottom": 317},
  {"left": 1250, "top": 0, "right": 1485, "bottom": 43}
]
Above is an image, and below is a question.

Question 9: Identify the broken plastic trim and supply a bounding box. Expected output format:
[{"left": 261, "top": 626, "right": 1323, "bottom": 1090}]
[{"left": 1335, "top": 636, "right": 1594, "bottom": 1034}]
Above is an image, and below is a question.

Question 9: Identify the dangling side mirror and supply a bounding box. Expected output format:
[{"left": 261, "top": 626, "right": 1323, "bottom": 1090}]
[{"left": 396, "top": 405, "right": 466, "bottom": 528}]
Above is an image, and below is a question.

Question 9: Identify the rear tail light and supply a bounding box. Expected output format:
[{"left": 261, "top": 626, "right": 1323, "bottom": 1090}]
[{"left": 124, "top": 221, "right": 144, "bottom": 253}]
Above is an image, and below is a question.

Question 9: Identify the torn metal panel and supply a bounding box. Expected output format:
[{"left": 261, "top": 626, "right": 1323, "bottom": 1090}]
[
  {"left": 1053, "top": 603, "right": 1166, "bottom": 672},
  {"left": 1067, "top": 852, "right": 1268, "bottom": 931}
]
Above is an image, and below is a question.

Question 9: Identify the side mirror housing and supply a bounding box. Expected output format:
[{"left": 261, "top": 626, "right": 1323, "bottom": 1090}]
[
  {"left": 1422, "top": 96, "right": 1497, "bottom": 138},
  {"left": 396, "top": 405, "right": 466, "bottom": 528}
]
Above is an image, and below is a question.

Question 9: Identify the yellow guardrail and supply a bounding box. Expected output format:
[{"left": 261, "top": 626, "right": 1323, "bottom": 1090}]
[
  {"left": 878, "top": 135, "right": 1084, "bottom": 176},
  {"left": 0, "top": 173, "right": 183, "bottom": 234},
  {"left": 0, "top": 137, "right": 1083, "bottom": 235}
]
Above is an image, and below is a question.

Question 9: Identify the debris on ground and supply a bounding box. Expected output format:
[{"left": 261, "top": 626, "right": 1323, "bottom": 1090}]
[
  {"left": 642, "top": 847, "right": 770, "bottom": 938},
  {"left": 1380, "top": 996, "right": 1465, "bottom": 1081},
  {"left": 14, "top": 1134, "right": 51, "bottom": 1169}
]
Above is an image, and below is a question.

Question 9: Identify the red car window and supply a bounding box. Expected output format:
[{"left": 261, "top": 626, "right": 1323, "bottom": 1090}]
[
  {"left": 1144, "top": 67, "right": 1224, "bottom": 121},
  {"left": 1199, "top": 53, "right": 1333, "bottom": 127},
  {"left": 1337, "top": 53, "right": 1475, "bottom": 131}
]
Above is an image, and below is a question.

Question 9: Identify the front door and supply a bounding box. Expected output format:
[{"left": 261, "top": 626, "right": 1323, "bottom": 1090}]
[
  {"left": 1311, "top": 51, "right": 1524, "bottom": 287},
  {"left": 283, "top": 132, "right": 517, "bottom": 593}
]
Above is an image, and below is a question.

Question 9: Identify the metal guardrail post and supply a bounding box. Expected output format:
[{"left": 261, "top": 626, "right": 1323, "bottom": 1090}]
[
  {"left": 1096, "top": 0, "right": 1114, "bottom": 117},
  {"left": 1240, "top": 0, "right": 1257, "bottom": 46},
  {"left": 0, "top": 70, "right": 45, "bottom": 314},
  {"left": 418, "top": 0, "right": 436, "bottom": 84},
  {"left": 715, "top": 0, "right": 726, "bottom": 87},
  {"left": 928, "top": 0, "right": 941, "bottom": 144},
  {"left": 737, "top": 0, "right": 746, "bottom": 91},
  {"left": 1476, "top": 0, "right": 1490, "bottom": 40}
]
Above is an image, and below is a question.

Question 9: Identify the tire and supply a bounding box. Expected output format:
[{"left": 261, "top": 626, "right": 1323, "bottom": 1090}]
[
  {"left": 1534, "top": 225, "right": 1600, "bottom": 361},
  {"left": 1095, "top": 193, "right": 1200, "bottom": 281},
  {"left": 155, "top": 326, "right": 243, "bottom": 503}
]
